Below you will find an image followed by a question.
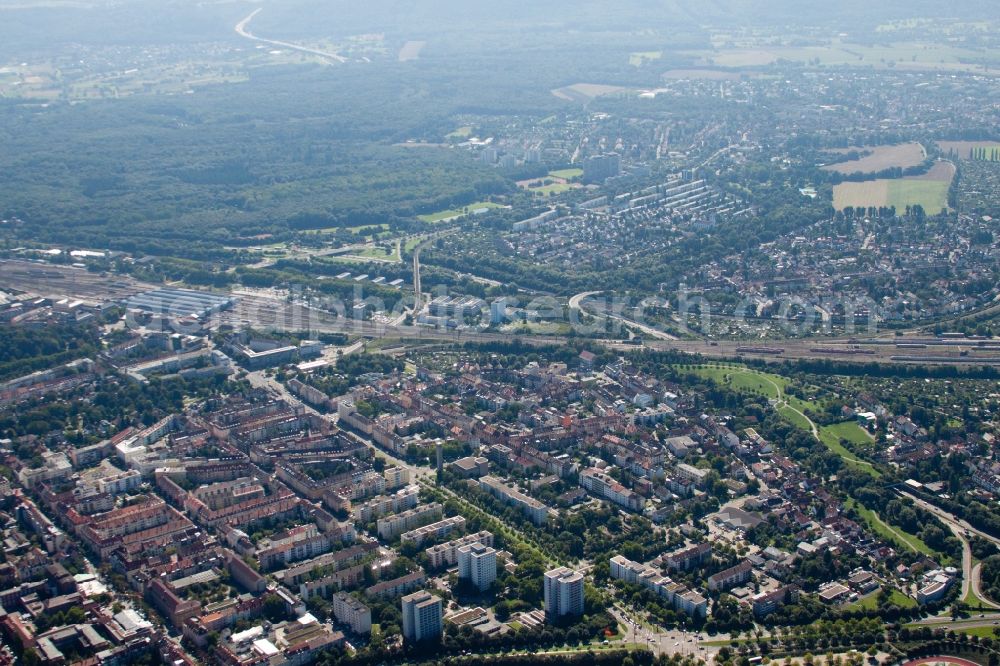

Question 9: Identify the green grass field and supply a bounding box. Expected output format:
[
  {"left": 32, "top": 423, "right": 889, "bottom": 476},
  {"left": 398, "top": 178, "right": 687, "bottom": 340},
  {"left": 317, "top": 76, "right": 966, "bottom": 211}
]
[
  {"left": 885, "top": 180, "right": 950, "bottom": 214},
  {"left": 956, "top": 626, "right": 999, "bottom": 639},
  {"left": 959, "top": 574, "right": 998, "bottom": 609},
  {"left": 353, "top": 245, "right": 399, "bottom": 261},
  {"left": 819, "top": 422, "right": 880, "bottom": 477},
  {"left": 690, "top": 364, "right": 818, "bottom": 411},
  {"left": 847, "top": 498, "right": 940, "bottom": 559},
  {"left": 685, "top": 365, "right": 883, "bottom": 477},
  {"left": 834, "top": 178, "right": 950, "bottom": 213},
  {"left": 317, "top": 255, "right": 369, "bottom": 264},
  {"left": 530, "top": 183, "right": 574, "bottom": 196},
  {"left": 403, "top": 236, "right": 425, "bottom": 252},
  {"left": 629, "top": 51, "right": 663, "bottom": 66},
  {"left": 824, "top": 421, "right": 872, "bottom": 445},
  {"left": 846, "top": 589, "right": 916, "bottom": 611},
  {"left": 446, "top": 126, "right": 473, "bottom": 138},
  {"left": 778, "top": 405, "right": 814, "bottom": 431},
  {"left": 303, "top": 223, "right": 389, "bottom": 235},
  {"left": 976, "top": 147, "right": 1000, "bottom": 161},
  {"left": 686, "top": 364, "right": 788, "bottom": 399},
  {"left": 549, "top": 168, "right": 584, "bottom": 180},
  {"left": 417, "top": 201, "right": 503, "bottom": 222}
]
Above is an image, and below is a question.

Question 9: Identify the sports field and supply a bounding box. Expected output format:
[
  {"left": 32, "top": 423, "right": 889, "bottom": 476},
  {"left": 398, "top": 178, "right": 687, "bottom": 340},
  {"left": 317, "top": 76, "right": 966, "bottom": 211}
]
[
  {"left": 901, "top": 657, "right": 980, "bottom": 666},
  {"left": 549, "top": 168, "right": 583, "bottom": 180},
  {"left": 531, "top": 183, "right": 575, "bottom": 196}
]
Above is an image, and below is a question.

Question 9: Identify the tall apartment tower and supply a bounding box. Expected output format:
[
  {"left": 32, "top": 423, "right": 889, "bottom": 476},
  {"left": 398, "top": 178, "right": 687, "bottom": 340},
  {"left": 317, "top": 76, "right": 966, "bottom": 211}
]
[
  {"left": 490, "top": 298, "right": 507, "bottom": 325},
  {"left": 457, "top": 542, "right": 497, "bottom": 591},
  {"left": 543, "top": 566, "right": 584, "bottom": 620},
  {"left": 582, "top": 153, "right": 621, "bottom": 183},
  {"left": 401, "top": 590, "right": 443, "bottom": 642}
]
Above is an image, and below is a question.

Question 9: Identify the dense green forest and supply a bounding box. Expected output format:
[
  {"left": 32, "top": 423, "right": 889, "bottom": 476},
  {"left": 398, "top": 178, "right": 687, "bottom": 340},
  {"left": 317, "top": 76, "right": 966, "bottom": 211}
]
[
  {"left": 0, "top": 3, "right": 677, "bottom": 257},
  {"left": 0, "top": 85, "right": 511, "bottom": 256},
  {"left": 0, "top": 323, "right": 100, "bottom": 382}
]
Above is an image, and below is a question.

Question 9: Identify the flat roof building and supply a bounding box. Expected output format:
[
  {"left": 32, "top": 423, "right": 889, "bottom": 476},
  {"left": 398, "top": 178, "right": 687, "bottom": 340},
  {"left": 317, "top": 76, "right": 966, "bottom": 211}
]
[
  {"left": 401, "top": 590, "right": 443, "bottom": 642},
  {"left": 544, "top": 567, "right": 584, "bottom": 620},
  {"left": 457, "top": 542, "right": 497, "bottom": 592}
]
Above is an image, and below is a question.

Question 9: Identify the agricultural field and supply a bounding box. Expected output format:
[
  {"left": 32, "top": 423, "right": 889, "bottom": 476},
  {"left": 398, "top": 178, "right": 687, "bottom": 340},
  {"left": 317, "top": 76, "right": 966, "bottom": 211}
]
[
  {"left": 628, "top": 51, "right": 662, "bottom": 66},
  {"left": 0, "top": 58, "right": 250, "bottom": 100},
  {"left": 684, "top": 40, "right": 1000, "bottom": 74},
  {"left": 551, "top": 82, "right": 627, "bottom": 102},
  {"left": 832, "top": 161, "right": 955, "bottom": 212},
  {"left": 938, "top": 141, "right": 1000, "bottom": 161},
  {"left": 690, "top": 48, "right": 777, "bottom": 67},
  {"left": 417, "top": 201, "right": 505, "bottom": 223},
  {"left": 398, "top": 40, "right": 426, "bottom": 62},
  {"left": 662, "top": 69, "right": 741, "bottom": 81},
  {"left": 821, "top": 143, "right": 926, "bottom": 174}
]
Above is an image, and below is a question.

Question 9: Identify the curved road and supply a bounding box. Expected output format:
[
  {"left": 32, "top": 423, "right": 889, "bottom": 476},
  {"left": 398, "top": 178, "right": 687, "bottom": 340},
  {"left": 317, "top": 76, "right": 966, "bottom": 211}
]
[
  {"left": 236, "top": 9, "right": 347, "bottom": 63},
  {"left": 973, "top": 561, "right": 1000, "bottom": 609},
  {"left": 899, "top": 490, "right": 1000, "bottom": 609},
  {"left": 568, "top": 291, "right": 679, "bottom": 341}
]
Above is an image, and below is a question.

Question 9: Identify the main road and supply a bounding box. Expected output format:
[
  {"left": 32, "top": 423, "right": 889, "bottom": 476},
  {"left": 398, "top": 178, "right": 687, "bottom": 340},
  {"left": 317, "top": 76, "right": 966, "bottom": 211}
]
[
  {"left": 610, "top": 606, "right": 710, "bottom": 657},
  {"left": 898, "top": 489, "right": 1000, "bottom": 610},
  {"left": 235, "top": 9, "right": 348, "bottom": 63},
  {"left": 568, "top": 291, "right": 679, "bottom": 341}
]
